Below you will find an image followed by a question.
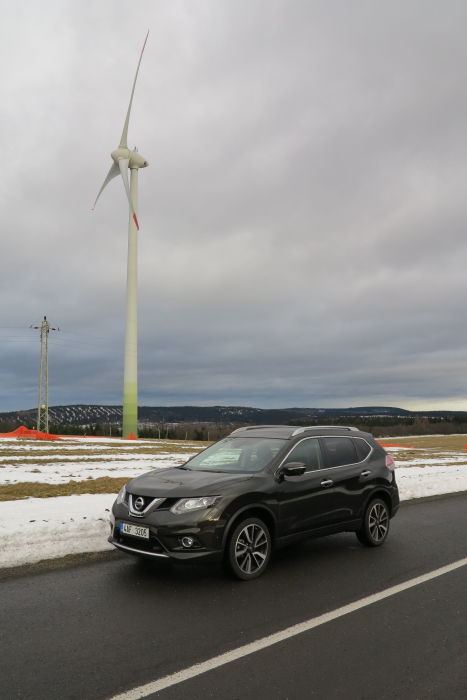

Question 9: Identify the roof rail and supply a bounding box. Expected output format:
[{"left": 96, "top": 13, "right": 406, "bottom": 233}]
[
  {"left": 229, "top": 425, "right": 283, "bottom": 435},
  {"left": 291, "top": 425, "right": 359, "bottom": 436}
]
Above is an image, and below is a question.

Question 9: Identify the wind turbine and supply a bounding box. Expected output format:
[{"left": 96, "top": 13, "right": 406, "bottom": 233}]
[{"left": 93, "top": 31, "right": 149, "bottom": 439}]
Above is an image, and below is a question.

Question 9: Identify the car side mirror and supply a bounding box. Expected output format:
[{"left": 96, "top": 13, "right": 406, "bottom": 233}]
[{"left": 281, "top": 462, "right": 306, "bottom": 478}]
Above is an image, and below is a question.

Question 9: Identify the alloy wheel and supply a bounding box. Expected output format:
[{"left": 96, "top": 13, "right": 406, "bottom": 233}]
[
  {"left": 368, "top": 502, "right": 389, "bottom": 543},
  {"left": 234, "top": 523, "right": 268, "bottom": 575},
  {"left": 228, "top": 517, "right": 271, "bottom": 580},
  {"left": 356, "top": 498, "right": 390, "bottom": 547}
]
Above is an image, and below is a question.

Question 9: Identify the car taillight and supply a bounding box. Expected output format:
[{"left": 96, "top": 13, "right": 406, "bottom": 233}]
[{"left": 385, "top": 454, "right": 395, "bottom": 470}]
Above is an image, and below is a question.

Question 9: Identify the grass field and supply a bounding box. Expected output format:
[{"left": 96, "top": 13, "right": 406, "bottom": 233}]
[
  {"left": 0, "top": 477, "right": 129, "bottom": 501},
  {"left": 380, "top": 435, "right": 467, "bottom": 450},
  {"left": 379, "top": 435, "right": 467, "bottom": 465},
  {"left": 0, "top": 437, "right": 209, "bottom": 499},
  {"left": 1, "top": 434, "right": 467, "bottom": 502}
]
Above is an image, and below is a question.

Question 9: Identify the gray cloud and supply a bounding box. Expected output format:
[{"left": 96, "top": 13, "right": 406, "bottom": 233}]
[{"left": 2, "top": 0, "right": 467, "bottom": 412}]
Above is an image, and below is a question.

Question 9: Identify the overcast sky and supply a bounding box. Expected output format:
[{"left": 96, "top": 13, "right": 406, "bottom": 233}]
[{"left": 1, "top": 0, "right": 467, "bottom": 413}]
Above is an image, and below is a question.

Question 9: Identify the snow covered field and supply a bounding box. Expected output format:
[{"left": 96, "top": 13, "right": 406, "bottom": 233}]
[
  {"left": 1, "top": 436, "right": 467, "bottom": 569},
  {"left": 0, "top": 436, "right": 198, "bottom": 569}
]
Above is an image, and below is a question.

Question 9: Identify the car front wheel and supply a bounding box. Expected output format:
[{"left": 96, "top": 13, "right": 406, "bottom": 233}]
[
  {"left": 356, "top": 498, "right": 390, "bottom": 546},
  {"left": 227, "top": 517, "right": 271, "bottom": 580}
]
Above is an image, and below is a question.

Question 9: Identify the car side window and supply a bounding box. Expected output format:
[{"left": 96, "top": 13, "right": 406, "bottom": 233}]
[
  {"left": 354, "top": 438, "right": 371, "bottom": 461},
  {"left": 321, "top": 437, "right": 358, "bottom": 468},
  {"left": 285, "top": 438, "right": 322, "bottom": 472}
]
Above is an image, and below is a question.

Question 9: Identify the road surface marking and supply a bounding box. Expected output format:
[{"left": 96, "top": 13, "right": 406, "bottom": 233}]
[{"left": 108, "top": 555, "right": 467, "bottom": 700}]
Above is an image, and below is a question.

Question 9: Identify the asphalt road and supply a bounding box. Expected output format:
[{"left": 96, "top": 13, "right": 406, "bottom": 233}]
[{"left": 1, "top": 494, "right": 466, "bottom": 700}]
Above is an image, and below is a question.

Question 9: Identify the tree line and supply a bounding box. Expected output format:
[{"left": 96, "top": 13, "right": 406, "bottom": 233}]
[{"left": 2, "top": 415, "right": 467, "bottom": 440}]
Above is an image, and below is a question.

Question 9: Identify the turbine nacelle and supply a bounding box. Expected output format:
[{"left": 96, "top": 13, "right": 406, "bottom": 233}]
[{"left": 111, "top": 148, "right": 148, "bottom": 169}]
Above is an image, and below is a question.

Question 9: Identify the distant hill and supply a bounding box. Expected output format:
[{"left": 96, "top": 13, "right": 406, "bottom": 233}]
[{"left": 1, "top": 403, "right": 466, "bottom": 429}]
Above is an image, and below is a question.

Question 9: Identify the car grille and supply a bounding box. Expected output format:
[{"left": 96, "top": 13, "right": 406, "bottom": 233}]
[
  {"left": 128, "top": 494, "right": 166, "bottom": 515},
  {"left": 130, "top": 495, "right": 156, "bottom": 510}
]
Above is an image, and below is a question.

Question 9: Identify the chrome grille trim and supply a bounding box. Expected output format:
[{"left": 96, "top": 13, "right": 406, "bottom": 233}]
[{"left": 128, "top": 495, "right": 165, "bottom": 518}]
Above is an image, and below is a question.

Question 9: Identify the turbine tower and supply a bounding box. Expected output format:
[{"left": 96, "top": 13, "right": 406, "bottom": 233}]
[{"left": 93, "top": 32, "right": 149, "bottom": 438}]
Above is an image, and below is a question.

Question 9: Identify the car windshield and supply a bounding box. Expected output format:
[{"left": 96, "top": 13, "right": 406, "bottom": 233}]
[{"left": 183, "top": 436, "right": 287, "bottom": 473}]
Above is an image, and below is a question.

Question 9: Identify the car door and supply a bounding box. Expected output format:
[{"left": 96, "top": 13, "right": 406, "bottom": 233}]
[
  {"left": 276, "top": 437, "right": 342, "bottom": 536},
  {"left": 318, "top": 436, "right": 370, "bottom": 522}
]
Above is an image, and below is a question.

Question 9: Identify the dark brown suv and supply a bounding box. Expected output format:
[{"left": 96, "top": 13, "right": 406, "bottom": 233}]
[{"left": 109, "top": 425, "right": 399, "bottom": 580}]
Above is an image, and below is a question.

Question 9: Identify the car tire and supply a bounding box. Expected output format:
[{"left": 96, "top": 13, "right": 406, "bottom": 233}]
[
  {"left": 356, "top": 498, "right": 390, "bottom": 547},
  {"left": 227, "top": 516, "right": 271, "bottom": 580}
]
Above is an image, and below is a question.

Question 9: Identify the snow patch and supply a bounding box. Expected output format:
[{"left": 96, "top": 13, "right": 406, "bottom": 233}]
[
  {"left": 0, "top": 494, "right": 114, "bottom": 568},
  {"left": 1, "top": 437, "right": 467, "bottom": 569}
]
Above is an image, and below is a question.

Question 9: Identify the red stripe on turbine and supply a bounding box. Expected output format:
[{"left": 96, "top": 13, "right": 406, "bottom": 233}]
[{"left": 133, "top": 213, "right": 139, "bottom": 230}]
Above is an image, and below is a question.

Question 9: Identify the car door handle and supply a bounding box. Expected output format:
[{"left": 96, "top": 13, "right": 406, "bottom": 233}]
[
  {"left": 320, "top": 479, "right": 333, "bottom": 488},
  {"left": 360, "top": 470, "right": 372, "bottom": 478}
]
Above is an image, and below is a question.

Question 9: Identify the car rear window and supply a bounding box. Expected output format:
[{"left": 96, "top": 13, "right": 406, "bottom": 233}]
[{"left": 321, "top": 436, "right": 358, "bottom": 468}]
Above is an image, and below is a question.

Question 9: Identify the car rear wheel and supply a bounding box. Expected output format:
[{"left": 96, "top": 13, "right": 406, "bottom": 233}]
[
  {"left": 227, "top": 517, "right": 271, "bottom": 580},
  {"left": 356, "top": 498, "right": 390, "bottom": 546}
]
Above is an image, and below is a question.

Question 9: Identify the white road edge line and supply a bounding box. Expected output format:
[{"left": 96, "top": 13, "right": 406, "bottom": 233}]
[{"left": 108, "top": 556, "right": 467, "bottom": 700}]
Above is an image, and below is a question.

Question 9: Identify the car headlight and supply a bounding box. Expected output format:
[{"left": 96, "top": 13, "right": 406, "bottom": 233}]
[
  {"left": 170, "top": 496, "right": 218, "bottom": 515},
  {"left": 116, "top": 485, "right": 127, "bottom": 504}
]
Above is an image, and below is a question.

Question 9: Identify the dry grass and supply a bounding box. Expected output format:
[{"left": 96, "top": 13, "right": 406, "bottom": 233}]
[
  {"left": 0, "top": 437, "right": 210, "bottom": 501},
  {"left": 0, "top": 444, "right": 206, "bottom": 459},
  {"left": 380, "top": 435, "right": 467, "bottom": 450},
  {"left": 379, "top": 435, "right": 467, "bottom": 465},
  {"left": 0, "top": 440, "right": 209, "bottom": 471},
  {"left": 0, "top": 477, "right": 128, "bottom": 501},
  {"left": 6, "top": 436, "right": 465, "bottom": 502},
  {"left": 0, "top": 456, "right": 186, "bottom": 467}
]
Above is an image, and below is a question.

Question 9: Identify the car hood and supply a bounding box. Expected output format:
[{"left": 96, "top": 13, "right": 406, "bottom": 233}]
[{"left": 127, "top": 467, "right": 255, "bottom": 498}]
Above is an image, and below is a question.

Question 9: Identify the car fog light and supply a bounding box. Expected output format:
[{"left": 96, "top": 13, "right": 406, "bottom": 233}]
[{"left": 181, "top": 536, "right": 195, "bottom": 548}]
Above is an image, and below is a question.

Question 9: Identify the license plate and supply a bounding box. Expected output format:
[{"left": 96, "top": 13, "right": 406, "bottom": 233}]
[{"left": 120, "top": 522, "right": 149, "bottom": 539}]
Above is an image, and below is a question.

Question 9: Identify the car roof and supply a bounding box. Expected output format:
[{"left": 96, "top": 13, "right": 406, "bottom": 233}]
[{"left": 229, "top": 425, "right": 367, "bottom": 440}]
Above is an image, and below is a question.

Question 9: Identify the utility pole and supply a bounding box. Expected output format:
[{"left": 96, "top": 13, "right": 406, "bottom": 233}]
[{"left": 30, "top": 316, "right": 59, "bottom": 432}]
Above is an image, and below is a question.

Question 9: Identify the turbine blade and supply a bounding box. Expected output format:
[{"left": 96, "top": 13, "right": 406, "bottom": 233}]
[
  {"left": 92, "top": 161, "right": 120, "bottom": 209},
  {"left": 119, "top": 31, "right": 149, "bottom": 149},
  {"left": 118, "top": 158, "right": 139, "bottom": 230}
]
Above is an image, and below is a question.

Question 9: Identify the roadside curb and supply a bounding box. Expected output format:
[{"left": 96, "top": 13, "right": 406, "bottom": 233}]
[
  {"left": 0, "top": 549, "right": 122, "bottom": 581},
  {"left": 400, "top": 490, "right": 467, "bottom": 505}
]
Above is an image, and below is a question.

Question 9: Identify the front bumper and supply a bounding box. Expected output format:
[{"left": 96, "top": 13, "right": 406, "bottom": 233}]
[
  {"left": 108, "top": 535, "right": 169, "bottom": 559},
  {"left": 107, "top": 534, "right": 222, "bottom": 562},
  {"left": 108, "top": 504, "right": 225, "bottom": 563}
]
